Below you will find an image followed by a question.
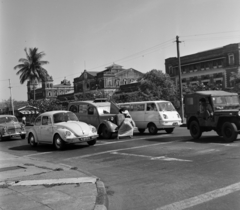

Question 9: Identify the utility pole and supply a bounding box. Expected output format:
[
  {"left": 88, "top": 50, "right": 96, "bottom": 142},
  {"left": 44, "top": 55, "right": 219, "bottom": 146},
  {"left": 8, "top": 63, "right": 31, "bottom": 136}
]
[
  {"left": 8, "top": 79, "right": 14, "bottom": 116},
  {"left": 176, "top": 36, "right": 184, "bottom": 123}
]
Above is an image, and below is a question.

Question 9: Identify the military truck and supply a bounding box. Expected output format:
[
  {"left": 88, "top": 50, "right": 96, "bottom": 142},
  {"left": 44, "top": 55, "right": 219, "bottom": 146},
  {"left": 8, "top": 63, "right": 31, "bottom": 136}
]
[{"left": 184, "top": 90, "right": 240, "bottom": 142}]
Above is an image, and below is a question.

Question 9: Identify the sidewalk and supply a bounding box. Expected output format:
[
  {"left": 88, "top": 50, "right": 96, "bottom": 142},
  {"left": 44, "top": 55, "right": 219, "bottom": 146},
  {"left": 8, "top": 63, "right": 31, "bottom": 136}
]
[{"left": 0, "top": 151, "right": 108, "bottom": 210}]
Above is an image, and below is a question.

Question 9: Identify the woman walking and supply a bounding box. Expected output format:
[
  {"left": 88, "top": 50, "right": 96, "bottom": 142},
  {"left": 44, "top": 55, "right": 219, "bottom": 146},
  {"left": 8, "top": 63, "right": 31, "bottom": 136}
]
[{"left": 117, "top": 109, "right": 135, "bottom": 139}]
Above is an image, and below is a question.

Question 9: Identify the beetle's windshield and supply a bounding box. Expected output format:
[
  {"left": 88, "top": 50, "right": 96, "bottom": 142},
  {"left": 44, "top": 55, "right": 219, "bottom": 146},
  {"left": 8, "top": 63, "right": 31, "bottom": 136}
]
[
  {"left": 157, "top": 102, "right": 176, "bottom": 111},
  {"left": 212, "top": 96, "right": 240, "bottom": 110},
  {"left": 53, "top": 112, "right": 79, "bottom": 123},
  {"left": 0, "top": 116, "right": 18, "bottom": 123}
]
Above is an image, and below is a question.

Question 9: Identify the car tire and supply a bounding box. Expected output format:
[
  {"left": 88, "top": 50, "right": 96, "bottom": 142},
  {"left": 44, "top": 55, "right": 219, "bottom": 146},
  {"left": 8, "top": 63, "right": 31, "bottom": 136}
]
[
  {"left": 102, "top": 125, "right": 112, "bottom": 139},
  {"left": 28, "top": 133, "right": 37, "bottom": 147},
  {"left": 138, "top": 128, "right": 145, "bottom": 134},
  {"left": 165, "top": 128, "right": 175, "bottom": 134},
  {"left": 21, "top": 134, "right": 26, "bottom": 139},
  {"left": 222, "top": 122, "right": 238, "bottom": 143},
  {"left": 189, "top": 120, "right": 202, "bottom": 139},
  {"left": 148, "top": 123, "right": 158, "bottom": 135},
  {"left": 54, "top": 134, "right": 65, "bottom": 150},
  {"left": 87, "top": 139, "right": 96, "bottom": 146}
]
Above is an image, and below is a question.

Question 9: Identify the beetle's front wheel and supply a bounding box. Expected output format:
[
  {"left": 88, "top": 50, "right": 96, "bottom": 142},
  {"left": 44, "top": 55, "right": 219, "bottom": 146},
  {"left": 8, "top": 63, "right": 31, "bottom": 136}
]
[{"left": 54, "top": 134, "right": 65, "bottom": 150}]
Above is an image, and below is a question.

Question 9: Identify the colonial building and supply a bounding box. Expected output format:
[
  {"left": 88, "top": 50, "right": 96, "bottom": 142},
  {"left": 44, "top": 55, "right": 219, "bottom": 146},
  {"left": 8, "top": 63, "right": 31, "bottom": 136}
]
[
  {"left": 165, "top": 43, "right": 240, "bottom": 89},
  {"left": 27, "top": 73, "right": 74, "bottom": 101},
  {"left": 73, "top": 63, "right": 144, "bottom": 100}
]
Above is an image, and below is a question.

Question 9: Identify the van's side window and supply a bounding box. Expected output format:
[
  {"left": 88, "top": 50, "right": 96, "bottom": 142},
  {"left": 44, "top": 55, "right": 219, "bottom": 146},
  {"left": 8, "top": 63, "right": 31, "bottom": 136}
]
[
  {"left": 132, "top": 104, "right": 145, "bottom": 111},
  {"left": 147, "top": 103, "right": 157, "bottom": 111},
  {"left": 69, "top": 105, "right": 78, "bottom": 113}
]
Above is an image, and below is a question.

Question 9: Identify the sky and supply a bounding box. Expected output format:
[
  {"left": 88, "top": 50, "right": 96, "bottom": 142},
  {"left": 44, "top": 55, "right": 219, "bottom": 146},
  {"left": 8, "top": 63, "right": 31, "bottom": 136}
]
[{"left": 1, "top": 0, "right": 240, "bottom": 101}]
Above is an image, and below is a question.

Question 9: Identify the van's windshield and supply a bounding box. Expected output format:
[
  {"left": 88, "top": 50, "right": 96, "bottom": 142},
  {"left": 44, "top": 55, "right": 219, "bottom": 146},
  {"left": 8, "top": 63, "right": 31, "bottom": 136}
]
[{"left": 157, "top": 102, "right": 176, "bottom": 111}]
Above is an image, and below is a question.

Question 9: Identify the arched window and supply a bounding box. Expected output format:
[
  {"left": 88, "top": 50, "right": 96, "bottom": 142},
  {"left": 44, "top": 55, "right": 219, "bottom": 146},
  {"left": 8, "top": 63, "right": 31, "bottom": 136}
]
[{"left": 48, "top": 92, "right": 51, "bottom": 96}]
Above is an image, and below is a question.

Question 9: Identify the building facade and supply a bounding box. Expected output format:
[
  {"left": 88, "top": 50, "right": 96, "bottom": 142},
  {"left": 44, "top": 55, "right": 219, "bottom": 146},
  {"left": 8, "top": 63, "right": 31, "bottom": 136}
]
[
  {"left": 27, "top": 74, "right": 74, "bottom": 101},
  {"left": 165, "top": 43, "right": 240, "bottom": 89},
  {"left": 73, "top": 64, "right": 144, "bottom": 100}
]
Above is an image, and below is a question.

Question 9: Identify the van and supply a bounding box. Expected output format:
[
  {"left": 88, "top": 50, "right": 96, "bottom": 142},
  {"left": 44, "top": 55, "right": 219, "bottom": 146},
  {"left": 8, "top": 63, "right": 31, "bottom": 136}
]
[
  {"left": 118, "top": 101, "right": 182, "bottom": 134},
  {"left": 68, "top": 101, "right": 119, "bottom": 139}
]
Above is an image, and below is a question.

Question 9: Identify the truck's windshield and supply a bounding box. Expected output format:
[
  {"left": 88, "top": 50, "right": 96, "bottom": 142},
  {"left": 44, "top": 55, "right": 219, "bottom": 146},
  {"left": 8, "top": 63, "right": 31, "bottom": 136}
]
[{"left": 212, "top": 96, "right": 240, "bottom": 110}]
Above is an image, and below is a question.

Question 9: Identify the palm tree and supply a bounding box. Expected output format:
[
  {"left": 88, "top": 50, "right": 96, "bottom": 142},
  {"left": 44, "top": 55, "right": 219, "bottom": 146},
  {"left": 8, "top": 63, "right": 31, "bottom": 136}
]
[{"left": 14, "top": 48, "right": 49, "bottom": 100}]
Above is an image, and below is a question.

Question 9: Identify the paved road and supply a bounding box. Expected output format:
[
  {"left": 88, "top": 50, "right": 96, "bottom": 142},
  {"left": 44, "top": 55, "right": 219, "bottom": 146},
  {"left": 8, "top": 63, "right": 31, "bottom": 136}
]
[{"left": 1, "top": 127, "right": 240, "bottom": 210}]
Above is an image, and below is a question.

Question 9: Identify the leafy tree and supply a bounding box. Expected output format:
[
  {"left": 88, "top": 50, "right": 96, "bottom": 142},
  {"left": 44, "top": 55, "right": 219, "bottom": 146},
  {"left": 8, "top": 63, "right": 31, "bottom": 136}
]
[
  {"left": 29, "top": 99, "right": 62, "bottom": 113},
  {"left": 112, "top": 69, "right": 179, "bottom": 109},
  {"left": 14, "top": 48, "right": 49, "bottom": 100}
]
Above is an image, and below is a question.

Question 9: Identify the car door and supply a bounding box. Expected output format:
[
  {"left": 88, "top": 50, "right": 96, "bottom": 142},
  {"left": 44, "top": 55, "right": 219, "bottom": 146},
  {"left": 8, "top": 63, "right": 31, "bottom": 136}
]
[
  {"left": 39, "top": 116, "right": 53, "bottom": 143},
  {"left": 34, "top": 116, "right": 42, "bottom": 140},
  {"left": 87, "top": 106, "right": 98, "bottom": 127},
  {"left": 145, "top": 103, "right": 159, "bottom": 126}
]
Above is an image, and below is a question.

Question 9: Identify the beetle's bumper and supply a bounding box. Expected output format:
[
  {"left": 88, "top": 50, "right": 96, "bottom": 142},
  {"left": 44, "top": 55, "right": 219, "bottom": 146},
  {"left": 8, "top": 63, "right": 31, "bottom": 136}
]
[{"left": 66, "top": 134, "right": 98, "bottom": 143}]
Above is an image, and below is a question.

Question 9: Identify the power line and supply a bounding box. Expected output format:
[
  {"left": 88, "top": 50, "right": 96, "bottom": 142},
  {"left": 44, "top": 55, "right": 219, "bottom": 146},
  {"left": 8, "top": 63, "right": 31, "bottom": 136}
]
[{"left": 181, "top": 30, "right": 240, "bottom": 38}]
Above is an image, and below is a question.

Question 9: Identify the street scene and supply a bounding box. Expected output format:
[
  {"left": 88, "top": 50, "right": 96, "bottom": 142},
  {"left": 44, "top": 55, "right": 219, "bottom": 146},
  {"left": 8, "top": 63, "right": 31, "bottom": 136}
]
[
  {"left": 1, "top": 127, "right": 240, "bottom": 210},
  {"left": 1, "top": 0, "right": 240, "bottom": 210}
]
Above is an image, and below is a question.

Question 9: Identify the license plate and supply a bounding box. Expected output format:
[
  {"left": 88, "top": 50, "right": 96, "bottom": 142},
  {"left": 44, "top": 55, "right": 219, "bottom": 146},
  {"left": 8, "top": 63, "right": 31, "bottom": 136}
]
[
  {"left": 80, "top": 137, "right": 90, "bottom": 141},
  {"left": 172, "top": 123, "right": 178, "bottom": 126}
]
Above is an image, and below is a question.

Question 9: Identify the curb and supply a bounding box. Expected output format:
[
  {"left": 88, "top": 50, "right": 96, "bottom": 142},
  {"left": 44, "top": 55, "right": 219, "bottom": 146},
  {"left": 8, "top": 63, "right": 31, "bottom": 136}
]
[{"left": 94, "top": 180, "right": 109, "bottom": 210}]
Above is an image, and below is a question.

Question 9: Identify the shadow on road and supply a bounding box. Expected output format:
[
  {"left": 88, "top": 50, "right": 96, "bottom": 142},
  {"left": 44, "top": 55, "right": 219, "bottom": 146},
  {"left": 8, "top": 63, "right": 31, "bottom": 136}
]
[{"left": 8, "top": 142, "right": 90, "bottom": 152}]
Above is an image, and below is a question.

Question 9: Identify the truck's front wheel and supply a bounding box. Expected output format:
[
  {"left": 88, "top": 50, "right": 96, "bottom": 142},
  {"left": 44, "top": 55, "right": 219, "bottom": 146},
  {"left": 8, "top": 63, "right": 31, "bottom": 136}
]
[
  {"left": 189, "top": 120, "right": 202, "bottom": 139},
  {"left": 222, "top": 122, "right": 238, "bottom": 143}
]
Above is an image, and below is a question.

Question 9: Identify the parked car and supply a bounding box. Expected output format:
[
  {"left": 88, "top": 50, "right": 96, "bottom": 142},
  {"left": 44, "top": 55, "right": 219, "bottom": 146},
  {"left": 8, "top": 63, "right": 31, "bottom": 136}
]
[
  {"left": 68, "top": 101, "right": 119, "bottom": 139},
  {"left": 184, "top": 90, "right": 240, "bottom": 142},
  {"left": 27, "top": 111, "right": 98, "bottom": 150},
  {"left": 0, "top": 115, "right": 26, "bottom": 141}
]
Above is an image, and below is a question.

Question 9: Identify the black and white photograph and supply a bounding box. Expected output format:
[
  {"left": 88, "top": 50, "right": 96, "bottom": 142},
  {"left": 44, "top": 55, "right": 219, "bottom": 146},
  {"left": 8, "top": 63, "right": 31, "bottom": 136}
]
[{"left": 1, "top": 0, "right": 240, "bottom": 209}]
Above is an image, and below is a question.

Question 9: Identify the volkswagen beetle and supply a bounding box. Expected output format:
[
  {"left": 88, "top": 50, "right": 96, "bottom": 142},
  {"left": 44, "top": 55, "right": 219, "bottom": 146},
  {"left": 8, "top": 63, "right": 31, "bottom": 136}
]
[
  {"left": 0, "top": 115, "right": 26, "bottom": 141},
  {"left": 27, "top": 111, "right": 98, "bottom": 150}
]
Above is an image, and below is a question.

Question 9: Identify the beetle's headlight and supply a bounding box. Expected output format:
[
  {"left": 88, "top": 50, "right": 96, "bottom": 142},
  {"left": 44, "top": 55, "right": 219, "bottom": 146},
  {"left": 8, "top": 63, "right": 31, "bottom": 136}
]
[
  {"left": 65, "top": 130, "right": 72, "bottom": 137},
  {"left": 238, "top": 111, "right": 240, "bottom": 116},
  {"left": 92, "top": 127, "right": 97, "bottom": 133}
]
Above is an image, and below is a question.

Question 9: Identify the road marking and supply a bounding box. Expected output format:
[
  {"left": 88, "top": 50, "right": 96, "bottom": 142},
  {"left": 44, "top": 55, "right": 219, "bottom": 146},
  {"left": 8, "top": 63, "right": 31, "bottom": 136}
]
[
  {"left": 96, "top": 134, "right": 170, "bottom": 146},
  {"left": 155, "top": 181, "right": 240, "bottom": 210},
  {"left": 63, "top": 142, "right": 172, "bottom": 160},
  {"left": 111, "top": 152, "right": 191, "bottom": 162},
  {"left": 23, "top": 152, "right": 53, "bottom": 157}
]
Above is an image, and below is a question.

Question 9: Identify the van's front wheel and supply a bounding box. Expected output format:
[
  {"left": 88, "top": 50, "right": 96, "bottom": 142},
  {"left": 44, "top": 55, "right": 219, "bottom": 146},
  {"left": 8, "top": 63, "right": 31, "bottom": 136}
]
[{"left": 148, "top": 123, "right": 158, "bottom": 134}]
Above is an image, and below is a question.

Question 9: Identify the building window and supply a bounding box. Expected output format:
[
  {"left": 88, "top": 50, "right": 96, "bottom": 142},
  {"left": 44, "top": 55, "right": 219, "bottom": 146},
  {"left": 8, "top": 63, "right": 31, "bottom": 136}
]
[
  {"left": 228, "top": 54, "right": 235, "bottom": 65},
  {"left": 48, "top": 92, "right": 51, "bottom": 96},
  {"left": 169, "top": 66, "right": 173, "bottom": 75}
]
